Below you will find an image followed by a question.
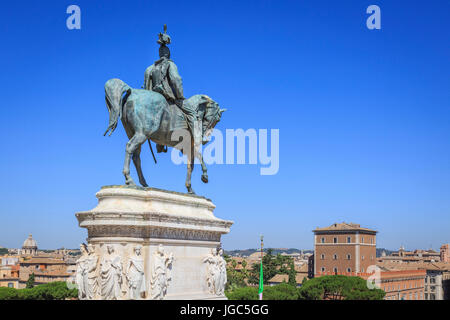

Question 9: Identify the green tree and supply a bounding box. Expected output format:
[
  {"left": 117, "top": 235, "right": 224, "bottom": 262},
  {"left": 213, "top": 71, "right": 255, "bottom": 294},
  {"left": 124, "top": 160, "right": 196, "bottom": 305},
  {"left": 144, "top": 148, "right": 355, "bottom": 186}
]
[
  {"left": 0, "top": 282, "right": 78, "bottom": 300},
  {"left": 225, "top": 286, "right": 258, "bottom": 300},
  {"left": 288, "top": 262, "right": 297, "bottom": 287},
  {"left": 0, "top": 287, "right": 19, "bottom": 300},
  {"left": 248, "top": 249, "right": 278, "bottom": 285},
  {"left": 264, "top": 283, "right": 299, "bottom": 300},
  {"left": 25, "top": 273, "right": 35, "bottom": 289},
  {"left": 226, "top": 269, "right": 247, "bottom": 290},
  {"left": 223, "top": 254, "right": 231, "bottom": 264},
  {"left": 226, "top": 283, "right": 300, "bottom": 300},
  {"left": 298, "top": 275, "right": 385, "bottom": 300}
]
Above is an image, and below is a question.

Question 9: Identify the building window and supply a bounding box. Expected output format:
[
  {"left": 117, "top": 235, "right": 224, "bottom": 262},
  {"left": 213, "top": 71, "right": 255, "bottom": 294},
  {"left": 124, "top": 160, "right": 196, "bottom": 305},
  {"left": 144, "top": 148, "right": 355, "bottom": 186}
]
[
  {"left": 361, "top": 237, "right": 364, "bottom": 243},
  {"left": 321, "top": 267, "right": 325, "bottom": 272},
  {"left": 347, "top": 237, "right": 351, "bottom": 243},
  {"left": 333, "top": 254, "right": 338, "bottom": 260},
  {"left": 8, "top": 283, "right": 13, "bottom": 288},
  {"left": 361, "top": 267, "right": 364, "bottom": 272},
  {"left": 333, "top": 267, "right": 338, "bottom": 273},
  {"left": 347, "top": 254, "right": 351, "bottom": 260},
  {"left": 321, "top": 237, "right": 325, "bottom": 243},
  {"left": 333, "top": 237, "right": 337, "bottom": 244},
  {"left": 321, "top": 254, "right": 325, "bottom": 260},
  {"left": 347, "top": 268, "right": 351, "bottom": 273},
  {"left": 361, "top": 255, "right": 365, "bottom": 261}
]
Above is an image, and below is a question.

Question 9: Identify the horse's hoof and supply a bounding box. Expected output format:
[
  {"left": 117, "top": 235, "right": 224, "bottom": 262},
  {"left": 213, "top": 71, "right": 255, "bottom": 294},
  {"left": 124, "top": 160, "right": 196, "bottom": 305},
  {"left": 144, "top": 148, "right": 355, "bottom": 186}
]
[
  {"left": 187, "top": 186, "right": 195, "bottom": 194},
  {"left": 125, "top": 180, "right": 136, "bottom": 186},
  {"left": 140, "top": 181, "right": 149, "bottom": 188},
  {"left": 201, "top": 174, "right": 208, "bottom": 184}
]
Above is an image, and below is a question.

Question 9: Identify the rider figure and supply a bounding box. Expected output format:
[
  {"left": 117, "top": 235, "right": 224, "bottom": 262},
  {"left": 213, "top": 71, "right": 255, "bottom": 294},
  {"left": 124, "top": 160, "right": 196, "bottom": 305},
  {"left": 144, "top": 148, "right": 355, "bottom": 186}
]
[{"left": 144, "top": 25, "right": 199, "bottom": 153}]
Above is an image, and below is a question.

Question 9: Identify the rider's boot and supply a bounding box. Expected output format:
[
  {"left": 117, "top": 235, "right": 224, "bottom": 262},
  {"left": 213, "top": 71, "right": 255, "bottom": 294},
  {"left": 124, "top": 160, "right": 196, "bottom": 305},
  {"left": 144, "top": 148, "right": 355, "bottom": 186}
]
[{"left": 156, "top": 144, "right": 167, "bottom": 153}]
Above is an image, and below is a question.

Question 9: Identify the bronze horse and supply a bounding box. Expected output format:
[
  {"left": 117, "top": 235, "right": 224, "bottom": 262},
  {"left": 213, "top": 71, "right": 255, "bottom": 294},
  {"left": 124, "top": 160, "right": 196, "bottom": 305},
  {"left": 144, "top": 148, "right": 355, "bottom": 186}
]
[{"left": 104, "top": 78, "right": 225, "bottom": 194}]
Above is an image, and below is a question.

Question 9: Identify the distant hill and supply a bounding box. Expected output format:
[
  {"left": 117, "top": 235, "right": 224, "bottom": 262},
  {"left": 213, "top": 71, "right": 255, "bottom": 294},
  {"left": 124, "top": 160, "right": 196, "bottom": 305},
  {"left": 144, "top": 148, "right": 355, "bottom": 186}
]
[
  {"left": 225, "top": 247, "right": 394, "bottom": 258},
  {"left": 224, "top": 248, "right": 313, "bottom": 257}
]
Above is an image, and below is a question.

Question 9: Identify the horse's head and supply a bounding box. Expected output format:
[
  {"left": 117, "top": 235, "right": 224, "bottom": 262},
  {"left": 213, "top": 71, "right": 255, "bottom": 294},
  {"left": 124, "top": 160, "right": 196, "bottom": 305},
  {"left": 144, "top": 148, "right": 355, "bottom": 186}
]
[{"left": 201, "top": 97, "right": 226, "bottom": 144}]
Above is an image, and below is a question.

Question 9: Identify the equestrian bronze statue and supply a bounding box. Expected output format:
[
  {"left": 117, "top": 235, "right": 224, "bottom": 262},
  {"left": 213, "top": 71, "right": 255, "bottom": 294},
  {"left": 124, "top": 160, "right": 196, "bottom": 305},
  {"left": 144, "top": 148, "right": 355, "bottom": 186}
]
[{"left": 103, "top": 26, "right": 226, "bottom": 194}]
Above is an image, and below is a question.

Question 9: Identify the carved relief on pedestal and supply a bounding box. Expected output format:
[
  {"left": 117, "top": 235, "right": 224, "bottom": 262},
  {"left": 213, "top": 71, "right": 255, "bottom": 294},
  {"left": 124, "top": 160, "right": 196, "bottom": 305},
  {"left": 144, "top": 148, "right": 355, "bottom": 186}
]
[
  {"left": 86, "top": 244, "right": 99, "bottom": 299},
  {"left": 76, "top": 244, "right": 88, "bottom": 300},
  {"left": 126, "top": 245, "right": 146, "bottom": 300},
  {"left": 203, "top": 248, "right": 227, "bottom": 296},
  {"left": 150, "top": 244, "right": 174, "bottom": 300},
  {"left": 87, "top": 224, "right": 221, "bottom": 242},
  {"left": 100, "top": 244, "right": 124, "bottom": 300}
]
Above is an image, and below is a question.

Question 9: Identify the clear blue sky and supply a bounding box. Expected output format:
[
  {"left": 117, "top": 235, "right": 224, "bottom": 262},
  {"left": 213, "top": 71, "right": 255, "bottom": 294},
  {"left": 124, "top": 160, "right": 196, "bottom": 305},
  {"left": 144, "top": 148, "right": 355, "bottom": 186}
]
[{"left": 0, "top": 1, "right": 449, "bottom": 251}]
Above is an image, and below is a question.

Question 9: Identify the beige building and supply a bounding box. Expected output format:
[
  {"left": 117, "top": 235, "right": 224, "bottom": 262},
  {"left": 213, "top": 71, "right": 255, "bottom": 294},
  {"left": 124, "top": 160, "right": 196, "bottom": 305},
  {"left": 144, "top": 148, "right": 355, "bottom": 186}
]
[
  {"left": 379, "top": 246, "right": 441, "bottom": 264},
  {"left": 313, "top": 222, "right": 377, "bottom": 275},
  {"left": 0, "top": 257, "right": 20, "bottom": 289},
  {"left": 441, "top": 244, "right": 450, "bottom": 263},
  {"left": 378, "top": 261, "right": 450, "bottom": 300},
  {"left": 18, "top": 256, "right": 75, "bottom": 288},
  {"left": 0, "top": 234, "right": 78, "bottom": 289}
]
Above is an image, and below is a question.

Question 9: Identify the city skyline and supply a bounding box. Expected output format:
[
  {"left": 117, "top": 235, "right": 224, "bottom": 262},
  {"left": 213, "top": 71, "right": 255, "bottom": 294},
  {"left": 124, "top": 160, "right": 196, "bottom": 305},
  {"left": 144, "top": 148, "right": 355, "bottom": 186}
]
[{"left": 1, "top": 1, "right": 449, "bottom": 251}]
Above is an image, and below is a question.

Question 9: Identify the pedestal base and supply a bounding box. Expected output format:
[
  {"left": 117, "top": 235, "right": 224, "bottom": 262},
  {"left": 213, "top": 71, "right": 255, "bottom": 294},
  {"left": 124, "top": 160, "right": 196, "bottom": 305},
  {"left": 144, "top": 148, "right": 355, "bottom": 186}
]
[{"left": 75, "top": 185, "right": 233, "bottom": 300}]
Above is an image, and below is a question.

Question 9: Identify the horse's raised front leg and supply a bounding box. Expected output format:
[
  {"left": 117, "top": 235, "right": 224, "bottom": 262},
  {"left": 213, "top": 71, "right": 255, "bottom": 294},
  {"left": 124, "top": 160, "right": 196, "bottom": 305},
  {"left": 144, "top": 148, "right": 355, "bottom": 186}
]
[
  {"left": 185, "top": 140, "right": 195, "bottom": 194},
  {"left": 123, "top": 133, "right": 147, "bottom": 186},
  {"left": 132, "top": 145, "right": 148, "bottom": 187}
]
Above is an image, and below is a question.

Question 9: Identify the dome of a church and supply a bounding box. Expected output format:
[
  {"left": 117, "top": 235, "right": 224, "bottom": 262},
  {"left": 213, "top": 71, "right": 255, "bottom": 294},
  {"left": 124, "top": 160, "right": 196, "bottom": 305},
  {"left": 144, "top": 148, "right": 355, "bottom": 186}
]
[{"left": 22, "top": 234, "right": 37, "bottom": 249}]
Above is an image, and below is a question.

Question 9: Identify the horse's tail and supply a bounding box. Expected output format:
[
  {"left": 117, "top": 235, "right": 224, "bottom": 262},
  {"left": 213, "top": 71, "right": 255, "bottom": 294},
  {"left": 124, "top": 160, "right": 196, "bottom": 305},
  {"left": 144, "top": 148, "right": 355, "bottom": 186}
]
[{"left": 104, "top": 78, "right": 131, "bottom": 136}]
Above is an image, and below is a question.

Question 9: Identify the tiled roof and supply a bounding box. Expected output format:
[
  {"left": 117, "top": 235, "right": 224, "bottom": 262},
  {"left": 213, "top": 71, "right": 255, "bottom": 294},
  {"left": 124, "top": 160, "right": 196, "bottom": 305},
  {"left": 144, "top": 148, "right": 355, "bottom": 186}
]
[
  {"left": 20, "top": 257, "right": 66, "bottom": 265},
  {"left": 313, "top": 222, "right": 377, "bottom": 233},
  {"left": 377, "top": 261, "right": 450, "bottom": 272},
  {"left": 268, "top": 274, "right": 308, "bottom": 284},
  {"left": 294, "top": 264, "right": 308, "bottom": 273}
]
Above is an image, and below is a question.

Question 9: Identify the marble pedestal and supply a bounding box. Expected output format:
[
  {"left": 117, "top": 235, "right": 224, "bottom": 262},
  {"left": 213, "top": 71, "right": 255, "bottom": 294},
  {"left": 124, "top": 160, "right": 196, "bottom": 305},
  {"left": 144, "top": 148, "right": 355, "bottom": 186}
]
[{"left": 75, "top": 185, "right": 233, "bottom": 300}]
